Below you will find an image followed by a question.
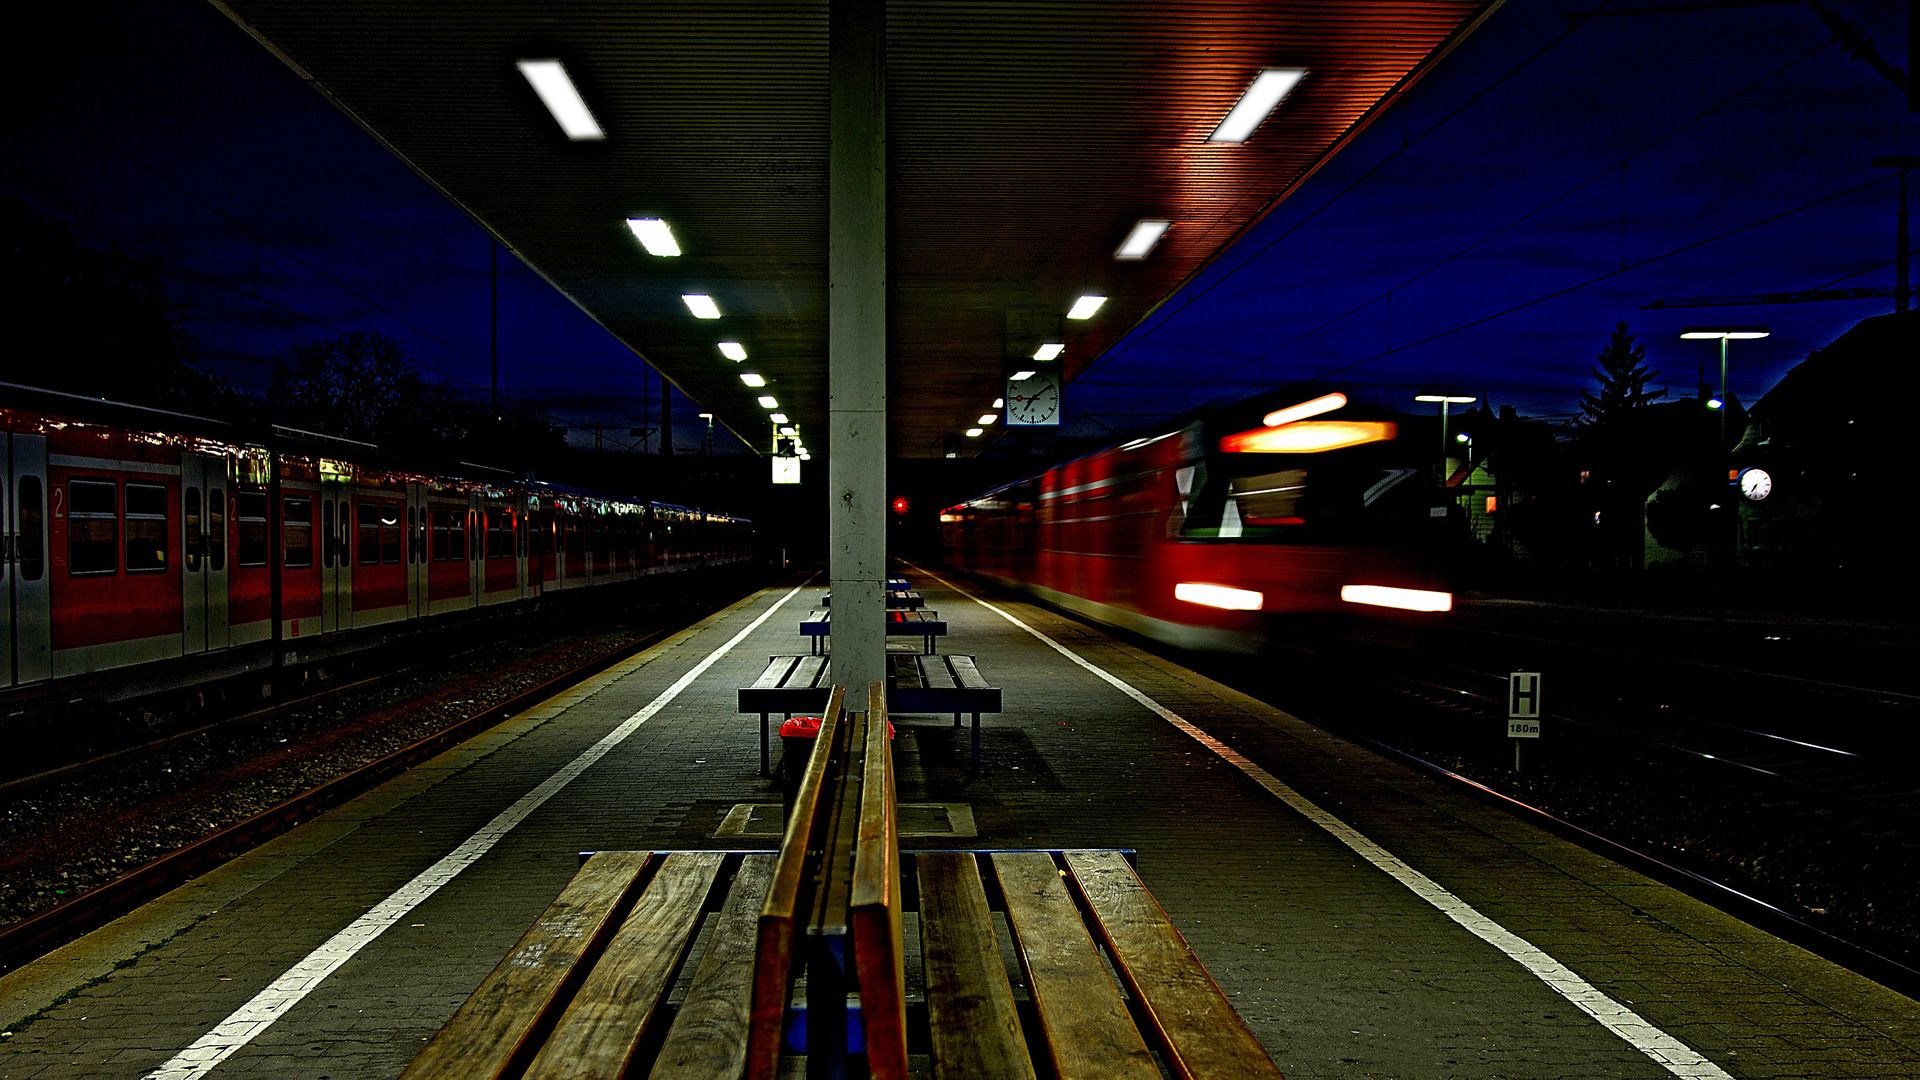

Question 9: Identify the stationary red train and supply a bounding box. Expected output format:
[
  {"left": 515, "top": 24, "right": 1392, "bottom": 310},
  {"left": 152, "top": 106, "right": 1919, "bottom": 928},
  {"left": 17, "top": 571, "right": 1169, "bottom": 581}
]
[
  {"left": 0, "top": 399, "right": 752, "bottom": 693},
  {"left": 940, "top": 390, "right": 1454, "bottom": 651}
]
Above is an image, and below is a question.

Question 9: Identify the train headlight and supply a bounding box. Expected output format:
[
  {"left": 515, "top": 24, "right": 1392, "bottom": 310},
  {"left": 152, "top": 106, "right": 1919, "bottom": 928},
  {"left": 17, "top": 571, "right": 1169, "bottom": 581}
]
[
  {"left": 1340, "top": 585, "right": 1452, "bottom": 612},
  {"left": 1175, "top": 582, "right": 1264, "bottom": 611}
]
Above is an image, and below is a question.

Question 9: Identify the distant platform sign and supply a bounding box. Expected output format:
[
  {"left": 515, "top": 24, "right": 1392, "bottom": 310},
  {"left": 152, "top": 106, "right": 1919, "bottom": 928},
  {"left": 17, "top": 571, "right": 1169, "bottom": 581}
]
[{"left": 1508, "top": 671, "right": 1541, "bottom": 738}]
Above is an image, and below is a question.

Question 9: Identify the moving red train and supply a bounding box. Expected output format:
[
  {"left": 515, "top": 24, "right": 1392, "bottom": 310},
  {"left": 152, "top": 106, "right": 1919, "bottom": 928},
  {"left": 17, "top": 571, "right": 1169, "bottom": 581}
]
[
  {"left": 0, "top": 399, "right": 752, "bottom": 692},
  {"left": 940, "top": 390, "right": 1454, "bottom": 651}
]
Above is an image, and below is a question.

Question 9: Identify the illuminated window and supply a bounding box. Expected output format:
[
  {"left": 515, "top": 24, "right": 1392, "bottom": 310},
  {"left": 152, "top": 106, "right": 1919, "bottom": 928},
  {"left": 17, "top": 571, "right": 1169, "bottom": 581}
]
[{"left": 68, "top": 479, "right": 118, "bottom": 575}]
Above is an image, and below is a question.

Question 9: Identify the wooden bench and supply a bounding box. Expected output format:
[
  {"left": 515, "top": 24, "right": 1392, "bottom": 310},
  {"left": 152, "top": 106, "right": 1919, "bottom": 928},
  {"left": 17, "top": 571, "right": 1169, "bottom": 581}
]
[
  {"left": 738, "top": 653, "right": 1000, "bottom": 774},
  {"left": 798, "top": 608, "right": 947, "bottom": 655},
  {"left": 405, "top": 681, "right": 1283, "bottom": 1079},
  {"left": 821, "top": 589, "right": 925, "bottom": 610}
]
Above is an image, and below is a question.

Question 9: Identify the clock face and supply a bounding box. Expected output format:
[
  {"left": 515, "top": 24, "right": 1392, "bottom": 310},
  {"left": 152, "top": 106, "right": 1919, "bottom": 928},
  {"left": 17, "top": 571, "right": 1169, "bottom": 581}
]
[
  {"left": 1738, "top": 467, "right": 1772, "bottom": 501},
  {"left": 1005, "top": 372, "right": 1061, "bottom": 426}
]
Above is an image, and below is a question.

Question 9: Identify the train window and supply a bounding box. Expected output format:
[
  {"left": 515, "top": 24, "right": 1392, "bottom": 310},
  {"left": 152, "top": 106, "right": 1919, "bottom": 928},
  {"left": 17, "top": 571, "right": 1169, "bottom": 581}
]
[
  {"left": 184, "top": 487, "right": 203, "bottom": 572},
  {"left": 283, "top": 496, "right": 313, "bottom": 568},
  {"left": 125, "top": 483, "right": 168, "bottom": 572},
  {"left": 487, "top": 509, "right": 514, "bottom": 559},
  {"left": 68, "top": 480, "right": 118, "bottom": 575},
  {"left": 236, "top": 491, "right": 268, "bottom": 567},
  {"left": 432, "top": 507, "right": 465, "bottom": 562},
  {"left": 357, "top": 501, "right": 378, "bottom": 565},
  {"left": 17, "top": 476, "right": 45, "bottom": 581},
  {"left": 208, "top": 488, "right": 226, "bottom": 571}
]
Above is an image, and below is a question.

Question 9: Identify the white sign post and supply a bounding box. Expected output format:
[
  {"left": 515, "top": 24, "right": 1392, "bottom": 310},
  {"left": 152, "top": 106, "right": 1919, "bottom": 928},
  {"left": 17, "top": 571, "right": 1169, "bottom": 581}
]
[{"left": 1507, "top": 671, "right": 1541, "bottom": 770}]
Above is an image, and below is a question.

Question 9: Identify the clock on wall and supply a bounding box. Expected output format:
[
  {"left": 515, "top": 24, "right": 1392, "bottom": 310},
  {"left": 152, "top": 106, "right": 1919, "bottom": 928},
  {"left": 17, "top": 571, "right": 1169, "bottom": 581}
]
[
  {"left": 1005, "top": 371, "right": 1061, "bottom": 426},
  {"left": 1737, "top": 467, "right": 1772, "bottom": 501}
]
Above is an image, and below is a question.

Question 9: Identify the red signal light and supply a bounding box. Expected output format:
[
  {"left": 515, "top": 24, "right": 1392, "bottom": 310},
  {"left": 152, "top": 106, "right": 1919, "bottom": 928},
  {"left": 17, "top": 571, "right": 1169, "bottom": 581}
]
[{"left": 891, "top": 496, "right": 910, "bottom": 515}]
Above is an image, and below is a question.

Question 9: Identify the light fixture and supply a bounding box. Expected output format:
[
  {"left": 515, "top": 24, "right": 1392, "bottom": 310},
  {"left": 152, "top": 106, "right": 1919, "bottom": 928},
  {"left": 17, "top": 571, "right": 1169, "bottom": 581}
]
[
  {"left": 758, "top": 395, "right": 779, "bottom": 409},
  {"left": 1010, "top": 370, "right": 1036, "bottom": 382},
  {"left": 682, "top": 294, "right": 722, "bottom": 319},
  {"left": 978, "top": 414, "right": 998, "bottom": 425},
  {"left": 624, "top": 218, "right": 681, "bottom": 257},
  {"left": 516, "top": 60, "right": 605, "bottom": 140},
  {"left": 1208, "top": 68, "right": 1307, "bottom": 144},
  {"left": 965, "top": 427, "right": 984, "bottom": 438},
  {"left": 1706, "top": 397, "right": 1725, "bottom": 410},
  {"left": 717, "top": 341, "right": 748, "bottom": 361},
  {"left": 991, "top": 398, "right": 1004, "bottom": 408},
  {"left": 739, "top": 372, "right": 766, "bottom": 387},
  {"left": 770, "top": 414, "right": 789, "bottom": 425},
  {"left": 1174, "top": 582, "right": 1264, "bottom": 611},
  {"left": 1679, "top": 327, "right": 1771, "bottom": 340},
  {"left": 1033, "top": 343, "right": 1064, "bottom": 362},
  {"left": 1115, "top": 219, "right": 1171, "bottom": 260},
  {"left": 1413, "top": 394, "right": 1477, "bottom": 404},
  {"left": 697, "top": 412, "right": 714, "bottom": 420},
  {"left": 1262, "top": 392, "right": 1347, "bottom": 428},
  {"left": 1067, "top": 295, "right": 1106, "bottom": 320}
]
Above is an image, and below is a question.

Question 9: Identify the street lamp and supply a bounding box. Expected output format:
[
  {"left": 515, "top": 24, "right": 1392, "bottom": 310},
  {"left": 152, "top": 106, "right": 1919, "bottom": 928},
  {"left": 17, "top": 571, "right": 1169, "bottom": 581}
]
[
  {"left": 1680, "top": 327, "right": 1769, "bottom": 450},
  {"left": 1414, "top": 394, "right": 1476, "bottom": 479}
]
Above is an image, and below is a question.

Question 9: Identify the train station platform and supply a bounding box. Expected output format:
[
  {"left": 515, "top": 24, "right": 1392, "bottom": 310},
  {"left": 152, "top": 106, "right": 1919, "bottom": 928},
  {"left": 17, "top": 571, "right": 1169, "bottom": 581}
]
[{"left": 3, "top": 570, "right": 1918, "bottom": 1078}]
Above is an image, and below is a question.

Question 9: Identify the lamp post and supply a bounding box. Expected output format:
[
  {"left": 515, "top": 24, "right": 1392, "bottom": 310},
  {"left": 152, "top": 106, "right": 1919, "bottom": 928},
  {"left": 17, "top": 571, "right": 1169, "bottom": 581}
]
[
  {"left": 1414, "top": 394, "right": 1476, "bottom": 480},
  {"left": 1679, "top": 327, "right": 1769, "bottom": 451}
]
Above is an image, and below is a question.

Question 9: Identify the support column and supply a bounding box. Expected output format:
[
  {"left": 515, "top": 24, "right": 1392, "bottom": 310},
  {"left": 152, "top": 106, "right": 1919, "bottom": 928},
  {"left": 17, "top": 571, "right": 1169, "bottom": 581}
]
[{"left": 827, "top": 0, "right": 887, "bottom": 693}]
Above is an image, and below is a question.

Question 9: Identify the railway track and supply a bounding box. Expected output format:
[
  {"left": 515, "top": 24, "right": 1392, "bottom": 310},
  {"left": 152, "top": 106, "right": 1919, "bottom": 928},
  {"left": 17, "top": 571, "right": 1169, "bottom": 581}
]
[{"left": 0, "top": 578, "right": 763, "bottom": 975}]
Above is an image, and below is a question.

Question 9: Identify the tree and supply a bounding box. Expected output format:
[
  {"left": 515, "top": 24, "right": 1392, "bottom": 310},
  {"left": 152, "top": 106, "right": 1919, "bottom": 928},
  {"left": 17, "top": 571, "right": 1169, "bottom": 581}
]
[
  {"left": 1578, "top": 322, "right": 1662, "bottom": 428},
  {"left": 269, "top": 330, "right": 429, "bottom": 444}
]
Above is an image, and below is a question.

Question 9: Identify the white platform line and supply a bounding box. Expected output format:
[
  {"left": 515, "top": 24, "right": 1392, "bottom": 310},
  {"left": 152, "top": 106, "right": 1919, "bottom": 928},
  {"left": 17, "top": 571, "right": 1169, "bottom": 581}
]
[
  {"left": 915, "top": 566, "right": 1734, "bottom": 1080},
  {"left": 145, "top": 581, "right": 809, "bottom": 1080}
]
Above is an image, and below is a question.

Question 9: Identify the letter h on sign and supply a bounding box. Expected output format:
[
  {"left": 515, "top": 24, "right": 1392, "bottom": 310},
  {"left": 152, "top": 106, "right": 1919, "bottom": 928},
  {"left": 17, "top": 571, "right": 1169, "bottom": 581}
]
[{"left": 1508, "top": 672, "right": 1541, "bottom": 720}]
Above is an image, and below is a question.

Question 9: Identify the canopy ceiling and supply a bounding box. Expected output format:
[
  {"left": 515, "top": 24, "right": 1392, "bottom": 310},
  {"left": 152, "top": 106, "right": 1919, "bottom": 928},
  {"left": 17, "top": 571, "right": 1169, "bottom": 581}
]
[{"left": 212, "top": 0, "right": 1497, "bottom": 458}]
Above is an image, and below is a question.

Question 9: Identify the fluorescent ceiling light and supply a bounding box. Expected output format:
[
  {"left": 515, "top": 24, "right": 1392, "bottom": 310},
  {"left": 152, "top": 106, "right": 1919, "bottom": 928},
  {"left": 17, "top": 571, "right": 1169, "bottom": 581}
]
[
  {"left": 1174, "top": 582, "right": 1264, "bottom": 611},
  {"left": 992, "top": 398, "right": 1004, "bottom": 408},
  {"left": 1115, "top": 219, "right": 1171, "bottom": 260},
  {"left": 1263, "top": 392, "right": 1347, "bottom": 427},
  {"left": 1010, "top": 370, "right": 1036, "bottom": 382},
  {"left": 1066, "top": 296, "right": 1106, "bottom": 320},
  {"left": 1680, "top": 327, "right": 1770, "bottom": 340},
  {"left": 778, "top": 426, "right": 796, "bottom": 436},
  {"left": 758, "top": 395, "right": 779, "bottom": 409},
  {"left": 1414, "top": 394, "right": 1477, "bottom": 404},
  {"left": 771, "top": 414, "right": 789, "bottom": 424},
  {"left": 717, "top": 341, "right": 748, "bottom": 361},
  {"left": 1033, "top": 343, "right": 1064, "bottom": 362},
  {"left": 624, "top": 218, "right": 680, "bottom": 257},
  {"left": 965, "top": 427, "right": 984, "bottom": 438},
  {"left": 682, "top": 294, "right": 722, "bottom": 319},
  {"left": 1208, "top": 68, "right": 1307, "bottom": 144},
  {"left": 978, "top": 414, "right": 998, "bottom": 425},
  {"left": 516, "top": 60, "right": 605, "bottom": 140},
  {"left": 739, "top": 372, "right": 766, "bottom": 387}
]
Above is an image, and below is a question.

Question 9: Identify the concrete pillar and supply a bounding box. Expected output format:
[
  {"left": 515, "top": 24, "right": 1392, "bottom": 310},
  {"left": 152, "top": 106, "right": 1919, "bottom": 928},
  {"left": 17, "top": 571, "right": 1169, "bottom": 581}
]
[{"left": 827, "top": 0, "right": 886, "bottom": 693}]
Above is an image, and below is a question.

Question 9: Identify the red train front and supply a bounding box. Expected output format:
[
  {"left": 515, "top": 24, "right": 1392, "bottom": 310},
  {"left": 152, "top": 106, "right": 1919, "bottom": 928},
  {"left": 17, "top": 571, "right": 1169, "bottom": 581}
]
[{"left": 942, "top": 391, "right": 1454, "bottom": 651}]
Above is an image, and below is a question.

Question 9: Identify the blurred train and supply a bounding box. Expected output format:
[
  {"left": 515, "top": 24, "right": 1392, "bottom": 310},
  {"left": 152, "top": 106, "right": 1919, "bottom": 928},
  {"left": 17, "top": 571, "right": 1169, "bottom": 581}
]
[
  {"left": 0, "top": 397, "right": 753, "bottom": 693},
  {"left": 940, "top": 390, "right": 1454, "bottom": 651}
]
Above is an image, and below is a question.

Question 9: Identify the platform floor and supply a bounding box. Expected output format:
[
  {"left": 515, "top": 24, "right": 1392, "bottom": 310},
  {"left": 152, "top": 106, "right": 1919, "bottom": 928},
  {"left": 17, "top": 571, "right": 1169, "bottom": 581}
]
[{"left": 3, "top": 569, "right": 1918, "bottom": 1078}]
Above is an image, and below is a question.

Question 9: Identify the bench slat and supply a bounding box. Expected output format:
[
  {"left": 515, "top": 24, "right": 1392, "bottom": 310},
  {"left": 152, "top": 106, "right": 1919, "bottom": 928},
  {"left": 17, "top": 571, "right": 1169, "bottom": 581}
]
[
  {"left": 918, "top": 655, "right": 960, "bottom": 691},
  {"left": 793, "top": 654, "right": 830, "bottom": 687},
  {"left": 946, "top": 654, "right": 990, "bottom": 691},
  {"left": 650, "top": 855, "right": 775, "bottom": 1078},
  {"left": 918, "top": 853, "right": 1036, "bottom": 1080},
  {"left": 852, "top": 682, "right": 908, "bottom": 1077},
  {"left": 399, "top": 850, "right": 654, "bottom": 1080},
  {"left": 749, "top": 655, "right": 801, "bottom": 691},
  {"left": 749, "top": 686, "right": 847, "bottom": 1079},
  {"left": 525, "top": 852, "right": 725, "bottom": 1079},
  {"left": 993, "top": 852, "right": 1160, "bottom": 1080},
  {"left": 1064, "top": 851, "right": 1285, "bottom": 1078}
]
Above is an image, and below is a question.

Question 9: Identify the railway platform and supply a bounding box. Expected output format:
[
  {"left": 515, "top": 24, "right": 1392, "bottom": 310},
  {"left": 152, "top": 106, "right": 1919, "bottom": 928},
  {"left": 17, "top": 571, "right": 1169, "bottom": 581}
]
[{"left": 2, "top": 570, "right": 1918, "bottom": 1078}]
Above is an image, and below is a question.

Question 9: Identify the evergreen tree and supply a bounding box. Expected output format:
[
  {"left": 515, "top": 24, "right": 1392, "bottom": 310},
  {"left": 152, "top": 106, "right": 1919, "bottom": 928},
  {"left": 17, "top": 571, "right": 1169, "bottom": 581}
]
[{"left": 1578, "top": 322, "right": 1662, "bottom": 427}]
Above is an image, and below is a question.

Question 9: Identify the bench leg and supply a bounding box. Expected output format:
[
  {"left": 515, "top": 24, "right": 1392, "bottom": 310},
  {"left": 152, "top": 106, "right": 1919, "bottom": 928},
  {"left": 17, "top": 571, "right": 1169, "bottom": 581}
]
[
  {"left": 971, "top": 713, "right": 982, "bottom": 775},
  {"left": 760, "top": 712, "right": 772, "bottom": 776}
]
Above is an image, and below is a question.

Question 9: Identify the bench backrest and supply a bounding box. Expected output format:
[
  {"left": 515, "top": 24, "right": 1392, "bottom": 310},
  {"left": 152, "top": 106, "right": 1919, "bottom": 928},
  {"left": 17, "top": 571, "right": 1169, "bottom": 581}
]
[{"left": 850, "top": 680, "right": 907, "bottom": 1075}]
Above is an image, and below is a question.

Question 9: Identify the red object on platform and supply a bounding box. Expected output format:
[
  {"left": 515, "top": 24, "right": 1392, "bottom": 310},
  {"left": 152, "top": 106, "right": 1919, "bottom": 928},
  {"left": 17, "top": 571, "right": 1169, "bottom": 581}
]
[{"left": 780, "top": 716, "right": 823, "bottom": 738}]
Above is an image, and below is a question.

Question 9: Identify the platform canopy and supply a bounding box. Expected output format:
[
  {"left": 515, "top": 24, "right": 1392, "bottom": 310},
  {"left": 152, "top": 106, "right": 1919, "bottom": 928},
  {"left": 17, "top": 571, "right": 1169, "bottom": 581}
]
[{"left": 211, "top": 0, "right": 1496, "bottom": 458}]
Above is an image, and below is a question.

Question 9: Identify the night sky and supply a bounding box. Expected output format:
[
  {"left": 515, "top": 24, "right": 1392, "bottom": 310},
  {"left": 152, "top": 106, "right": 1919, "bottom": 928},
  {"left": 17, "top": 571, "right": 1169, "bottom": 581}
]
[{"left": 6, "top": 1, "right": 1916, "bottom": 452}]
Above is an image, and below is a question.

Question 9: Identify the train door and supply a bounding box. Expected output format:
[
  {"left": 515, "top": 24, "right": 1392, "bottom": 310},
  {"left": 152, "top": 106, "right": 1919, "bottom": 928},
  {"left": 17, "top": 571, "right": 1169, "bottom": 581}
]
[
  {"left": 3, "top": 433, "right": 52, "bottom": 686},
  {"left": 469, "top": 496, "right": 484, "bottom": 606},
  {"left": 179, "top": 453, "right": 232, "bottom": 655},
  {"left": 405, "top": 483, "right": 428, "bottom": 617},
  {"left": 319, "top": 476, "right": 352, "bottom": 632}
]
